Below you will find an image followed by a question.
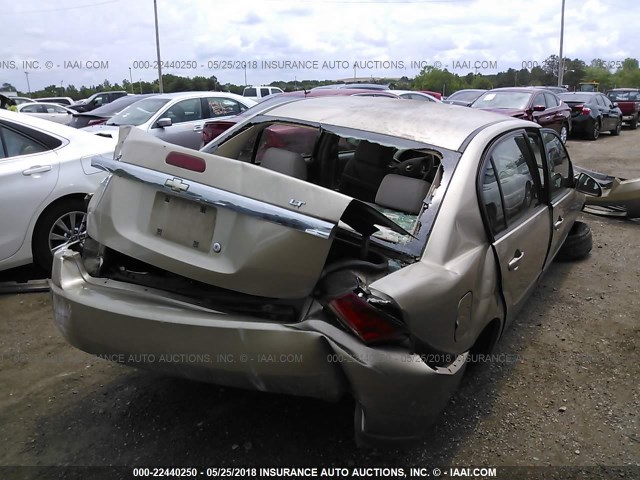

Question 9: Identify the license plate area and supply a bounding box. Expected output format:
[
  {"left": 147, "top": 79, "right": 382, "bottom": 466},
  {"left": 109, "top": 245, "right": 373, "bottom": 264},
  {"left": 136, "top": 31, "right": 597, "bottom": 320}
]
[{"left": 149, "top": 192, "right": 216, "bottom": 252}]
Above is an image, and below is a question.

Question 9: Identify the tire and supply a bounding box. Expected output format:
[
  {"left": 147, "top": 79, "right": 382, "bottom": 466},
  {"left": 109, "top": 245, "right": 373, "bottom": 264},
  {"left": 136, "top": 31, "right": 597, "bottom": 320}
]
[
  {"left": 555, "top": 221, "right": 592, "bottom": 262},
  {"left": 611, "top": 118, "right": 622, "bottom": 136},
  {"left": 630, "top": 113, "right": 639, "bottom": 130},
  {"left": 32, "top": 198, "right": 88, "bottom": 272},
  {"left": 559, "top": 123, "right": 569, "bottom": 145},
  {"left": 587, "top": 119, "right": 600, "bottom": 140}
]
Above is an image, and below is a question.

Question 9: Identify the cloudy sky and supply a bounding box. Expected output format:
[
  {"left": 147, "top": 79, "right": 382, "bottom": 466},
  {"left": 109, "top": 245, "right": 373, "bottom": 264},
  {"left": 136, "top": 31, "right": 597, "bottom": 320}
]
[{"left": 1, "top": 0, "right": 638, "bottom": 92}]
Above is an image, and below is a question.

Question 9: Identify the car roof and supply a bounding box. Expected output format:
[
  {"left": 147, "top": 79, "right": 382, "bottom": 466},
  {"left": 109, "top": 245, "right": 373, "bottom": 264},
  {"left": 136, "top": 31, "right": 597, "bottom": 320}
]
[
  {"left": 153, "top": 91, "right": 242, "bottom": 100},
  {"left": 607, "top": 88, "right": 639, "bottom": 91},
  {"left": 262, "top": 96, "right": 519, "bottom": 151},
  {"left": 558, "top": 91, "right": 599, "bottom": 96},
  {"left": 0, "top": 108, "right": 107, "bottom": 140},
  {"left": 18, "top": 102, "right": 72, "bottom": 109},
  {"left": 488, "top": 87, "right": 551, "bottom": 93}
]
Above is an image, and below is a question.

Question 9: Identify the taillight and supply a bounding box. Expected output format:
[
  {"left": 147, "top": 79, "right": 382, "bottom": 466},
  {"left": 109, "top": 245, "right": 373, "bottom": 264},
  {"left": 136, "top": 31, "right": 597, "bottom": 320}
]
[
  {"left": 87, "top": 118, "right": 106, "bottom": 126},
  {"left": 328, "top": 291, "right": 406, "bottom": 344},
  {"left": 202, "top": 121, "right": 235, "bottom": 144},
  {"left": 581, "top": 106, "right": 591, "bottom": 115},
  {"left": 165, "top": 151, "right": 206, "bottom": 172}
]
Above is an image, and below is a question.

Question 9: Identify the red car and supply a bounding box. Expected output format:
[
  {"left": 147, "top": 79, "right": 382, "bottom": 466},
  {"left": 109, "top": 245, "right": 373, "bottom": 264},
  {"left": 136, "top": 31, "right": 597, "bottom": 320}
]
[
  {"left": 606, "top": 88, "right": 640, "bottom": 129},
  {"left": 201, "top": 89, "right": 398, "bottom": 147},
  {"left": 471, "top": 87, "right": 572, "bottom": 144}
]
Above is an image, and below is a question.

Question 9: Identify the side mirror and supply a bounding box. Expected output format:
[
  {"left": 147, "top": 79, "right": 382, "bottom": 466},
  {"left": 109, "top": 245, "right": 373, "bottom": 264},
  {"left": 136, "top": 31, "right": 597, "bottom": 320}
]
[
  {"left": 575, "top": 173, "right": 603, "bottom": 197},
  {"left": 532, "top": 105, "right": 546, "bottom": 112},
  {"left": 612, "top": 102, "right": 619, "bottom": 108},
  {"left": 156, "top": 117, "right": 172, "bottom": 128}
]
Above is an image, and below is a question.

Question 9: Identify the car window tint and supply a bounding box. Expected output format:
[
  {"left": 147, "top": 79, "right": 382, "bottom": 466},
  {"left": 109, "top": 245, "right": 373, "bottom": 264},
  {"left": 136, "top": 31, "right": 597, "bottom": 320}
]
[
  {"left": 534, "top": 93, "right": 547, "bottom": 108},
  {"left": 21, "top": 104, "right": 38, "bottom": 113},
  {"left": 544, "top": 93, "right": 559, "bottom": 107},
  {"left": 0, "top": 126, "right": 48, "bottom": 158},
  {"left": 164, "top": 98, "right": 203, "bottom": 124},
  {"left": 595, "top": 95, "right": 605, "bottom": 106},
  {"left": 542, "top": 131, "right": 571, "bottom": 197},
  {"left": 489, "top": 135, "right": 540, "bottom": 227},
  {"left": 260, "top": 88, "right": 270, "bottom": 97},
  {"left": 480, "top": 159, "right": 506, "bottom": 235},
  {"left": 53, "top": 105, "right": 67, "bottom": 113},
  {"left": 207, "top": 97, "right": 243, "bottom": 118},
  {"left": 601, "top": 95, "right": 613, "bottom": 108}
]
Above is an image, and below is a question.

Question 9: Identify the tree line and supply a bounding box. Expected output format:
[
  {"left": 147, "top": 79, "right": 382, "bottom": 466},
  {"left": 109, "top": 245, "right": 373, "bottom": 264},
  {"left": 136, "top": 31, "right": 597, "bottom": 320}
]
[{"left": 2, "top": 55, "right": 639, "bottom": 100}]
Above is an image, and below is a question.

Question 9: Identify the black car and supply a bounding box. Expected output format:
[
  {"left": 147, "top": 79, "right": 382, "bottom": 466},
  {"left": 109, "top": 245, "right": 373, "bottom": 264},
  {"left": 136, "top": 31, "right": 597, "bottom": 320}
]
[
  {"left": 68, "top": 91, "right": 128, "bottom": 113},
  {"left": 69, "top": 94, "right": 156, "bottom": 129},
  {"left": 442, "top": 89, "right": 487, "bottom": 107},
  {"left": 558, "top": 92, "right": 623, "bottom": 140}
]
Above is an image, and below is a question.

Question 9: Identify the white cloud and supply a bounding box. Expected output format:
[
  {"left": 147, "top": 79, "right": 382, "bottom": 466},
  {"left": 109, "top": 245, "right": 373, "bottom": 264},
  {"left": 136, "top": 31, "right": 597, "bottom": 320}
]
[{"left": 1, "top": 0, "right": 638, "bottom": 91}]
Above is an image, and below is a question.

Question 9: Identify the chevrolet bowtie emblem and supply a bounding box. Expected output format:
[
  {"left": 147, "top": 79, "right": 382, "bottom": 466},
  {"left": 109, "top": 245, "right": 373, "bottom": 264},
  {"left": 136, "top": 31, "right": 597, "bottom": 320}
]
[{"left": 165, "top": 177, "right": 189, "bottom": 193}]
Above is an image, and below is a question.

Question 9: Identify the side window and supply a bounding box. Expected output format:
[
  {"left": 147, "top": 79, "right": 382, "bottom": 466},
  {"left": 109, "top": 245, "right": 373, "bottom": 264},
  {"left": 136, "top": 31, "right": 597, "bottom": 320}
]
[
  {"left": 533, "top": 94, "right": 546, "bottom": 108},
  {"left": 595, "top": 95, "right": 605, "bottom": 107},
  {"left": 53, "top": 105, "right": 68, "bottom": 114},
  {"left": 207, "top": 97, "right": 242, "bottom": 118},
  {"left": 480, "top": 159, "right": 506, "bottom": 235},
  {"left": 93, "top": 95, "right": 107, "bottom": 106},
  {"left": 260, "top": 88, "right": 270, "bottom": 98},
  {"left": 544, "top": 93, "right": 559, "bottom": 107},
  {"left": 20, "top": 104, "right": 38, "bottom": 113},
  {"left": 601, "top": 95, "right": 612, "bottom": 108},
  {"left": 481, "top": 134, "right": 541, "bottom": 232},
  {"left": 163, "top": 98, "right": 203, "bottom": 124},
  {"left": 0, "top": 126, "right": 48, "bottom": 158},
  {"left": 542, "top": 131, "right": 572, "bottom": 197}
]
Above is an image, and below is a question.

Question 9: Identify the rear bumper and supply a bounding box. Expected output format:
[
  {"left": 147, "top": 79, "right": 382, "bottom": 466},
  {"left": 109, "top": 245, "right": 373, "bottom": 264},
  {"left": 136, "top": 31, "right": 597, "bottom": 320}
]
[{"left": 50, "top": 249, "right": 467, "bottom": 444}]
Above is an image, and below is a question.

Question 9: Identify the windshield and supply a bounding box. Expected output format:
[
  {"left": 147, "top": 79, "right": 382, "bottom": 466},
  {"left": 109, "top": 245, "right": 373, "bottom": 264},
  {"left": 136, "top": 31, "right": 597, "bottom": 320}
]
[
  {"left": 449, "top": 90, "right": 484, "bottom": 102},
  {"left": 87, "top": 95, "right": 154, "bottom": 116},
  {"left": 107, "top": 98, "right": 170, "bottom": 126},
  {"left": 472, "top": 91, "right": 532, "bottom": 109},
  {"left": 607, "top": 90, "right": 640, "bottom": 102}
]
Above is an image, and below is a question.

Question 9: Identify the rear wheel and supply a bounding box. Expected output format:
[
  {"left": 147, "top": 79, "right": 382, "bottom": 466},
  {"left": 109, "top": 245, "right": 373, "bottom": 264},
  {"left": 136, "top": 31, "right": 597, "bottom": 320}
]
[
  {"left": 555, "top": 221, "right": 592, "bottom": 262},
  {"left": 587, "top": 120, "right": 600, "bottom": 140},
  {"left": 611, "top": 118, "right": 622, "bottom": 136},
  {"left": 559, "top": 123, "right": 569, "bottom": 144},
  {"left": 32, "top": 198, "right": 87, "bottom": 272},
  {"left": 630, "top": 113, "right": 639, "bottom": 130}
]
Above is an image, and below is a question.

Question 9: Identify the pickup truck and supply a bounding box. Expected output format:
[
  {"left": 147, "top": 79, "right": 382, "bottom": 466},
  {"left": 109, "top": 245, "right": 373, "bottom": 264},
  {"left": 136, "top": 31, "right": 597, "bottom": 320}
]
[
  {"left": 242, "top": 85, "right": 284, "bottom": 101},
  {"left": 606, "top": 88, "right": 640, "bottom": 129}
]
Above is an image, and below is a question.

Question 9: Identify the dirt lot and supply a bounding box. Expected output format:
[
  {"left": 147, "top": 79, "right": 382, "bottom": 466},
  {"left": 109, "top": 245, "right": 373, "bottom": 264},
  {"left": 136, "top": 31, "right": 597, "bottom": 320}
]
[{"left": 1, "top": 128, "right": 639, "bottom": 475}]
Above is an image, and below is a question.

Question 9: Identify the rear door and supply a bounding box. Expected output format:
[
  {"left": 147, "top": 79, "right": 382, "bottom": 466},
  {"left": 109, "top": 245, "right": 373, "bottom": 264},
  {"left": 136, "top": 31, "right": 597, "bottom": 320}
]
[
  {"left": 538, "top": 129, "right": 581, "bottom": 266},
  {"left": 479, "top": 131, "right": 551, "bottom": 325}
]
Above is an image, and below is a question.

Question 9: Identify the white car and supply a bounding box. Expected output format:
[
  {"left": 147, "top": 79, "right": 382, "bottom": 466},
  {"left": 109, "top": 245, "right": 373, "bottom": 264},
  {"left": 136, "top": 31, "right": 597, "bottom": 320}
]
[
  {"left": 17, "top": 102, "right": 76, "bottom": 125},
  {"left": 0, "top": 110, "right": 115, "bottom": 272},
  {"left": 81, "top": 92, "right": 256, "bottom": 149},
  {"left": 391, "top": 90, "right": 442, "bottom": 102},
  {"left": 242, "top": 85, "right": 285, "bottom": 101}
]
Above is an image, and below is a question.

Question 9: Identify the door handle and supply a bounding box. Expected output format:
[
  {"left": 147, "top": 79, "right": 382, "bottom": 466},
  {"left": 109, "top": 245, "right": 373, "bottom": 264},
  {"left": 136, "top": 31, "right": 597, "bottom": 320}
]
[
  {"left": 508, "top": 249, "right": 525, "bottom": 271},
  {"left": 553, "top": 216, "right": 564, "bottom": 230},
  {"left": 22, "top": 165, "right": 52, "bottom": 176},
  {"left": 193, "top": 124, "right": 203, "bottom": 132}
]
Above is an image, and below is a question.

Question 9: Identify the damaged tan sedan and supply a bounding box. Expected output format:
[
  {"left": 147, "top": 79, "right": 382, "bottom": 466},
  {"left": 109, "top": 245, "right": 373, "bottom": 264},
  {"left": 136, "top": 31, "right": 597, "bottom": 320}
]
[{"left": 50, "top": 97, "right": 598, "bottom": 446}]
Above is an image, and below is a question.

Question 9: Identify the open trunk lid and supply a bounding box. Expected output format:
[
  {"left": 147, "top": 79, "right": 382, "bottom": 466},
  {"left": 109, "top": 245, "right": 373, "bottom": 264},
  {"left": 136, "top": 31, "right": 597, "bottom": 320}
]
[{"left": 89, "top": 127, "right": 409, "bottom": 299}]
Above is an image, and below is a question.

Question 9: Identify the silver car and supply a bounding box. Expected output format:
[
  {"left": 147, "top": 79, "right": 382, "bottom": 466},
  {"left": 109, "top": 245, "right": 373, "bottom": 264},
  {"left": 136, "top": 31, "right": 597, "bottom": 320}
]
[
  {"left": 81, "top": 92, "right": 256, "bottom": 149},
  {"left": 50, "top": 97, "right": 599, "bottom": 445}
]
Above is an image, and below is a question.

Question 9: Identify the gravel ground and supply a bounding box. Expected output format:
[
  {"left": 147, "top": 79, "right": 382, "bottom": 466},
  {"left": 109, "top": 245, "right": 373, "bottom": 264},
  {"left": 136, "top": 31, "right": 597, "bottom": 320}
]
[{"left": 0, "top": 127, "right": 638, "bottom": 478}]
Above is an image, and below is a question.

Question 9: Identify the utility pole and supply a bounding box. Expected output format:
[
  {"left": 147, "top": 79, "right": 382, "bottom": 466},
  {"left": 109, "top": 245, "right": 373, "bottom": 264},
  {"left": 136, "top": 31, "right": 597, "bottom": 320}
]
[
  {"left": 558, "top": 0, "right": 566, "bottom": 87},
  {"left": 153, "top": 0, "right": 163, "bottom": 93},
  {"left": 24, "top": 71, "right": 31, "bottom": 94},
  {"left": 129, "top": 67, "right": 134, "bottom": 93}
]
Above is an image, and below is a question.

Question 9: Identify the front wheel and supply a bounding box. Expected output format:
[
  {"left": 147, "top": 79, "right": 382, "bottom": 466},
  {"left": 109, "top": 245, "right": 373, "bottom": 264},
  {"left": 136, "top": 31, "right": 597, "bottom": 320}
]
[
  {"left": 611, "top": 118, "right": 622, "bottom": 136},
  {"left": 32, "top": 198, "right": 88, "bottom": 272}
]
